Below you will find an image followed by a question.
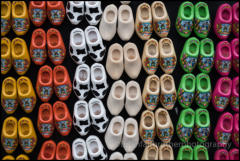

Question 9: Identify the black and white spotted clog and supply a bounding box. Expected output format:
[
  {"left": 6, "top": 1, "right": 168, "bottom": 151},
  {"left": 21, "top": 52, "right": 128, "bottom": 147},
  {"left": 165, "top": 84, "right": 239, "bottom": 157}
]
[
  {"left": 85, "top": 1, "right": 102, "bottom": 26},
  {"left": 66, "top": 1, "right": 85, "bottom": 25},
  {"left": 72, "top": 138, "right": 89, "bottom": 160}
]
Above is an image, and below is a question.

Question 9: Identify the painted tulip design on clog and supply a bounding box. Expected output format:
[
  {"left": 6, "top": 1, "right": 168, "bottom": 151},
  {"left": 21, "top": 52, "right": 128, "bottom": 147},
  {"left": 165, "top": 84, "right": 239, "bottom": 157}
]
[
  {"left": 177, "top": 145, "right": 193, "bottom": 160},
  {"left": 36, "top": 65, "right": 53, "bottom": 102},
  {"left": 1, "top": 117, "right": 18, "bottom": 154},
  {"left": 1, "top": 37, "right": 12, "bottom": 75},
  {"left": 53, "top": 65, "right": 72, "bottom": 101},
  {"left": 56, "top": 141, "right": 72, "bottom": 160},
  {"left": 231, "top": 38, "right": 239, "bottom": 74},
  {"left": 212, "top": 77, "right": 232, "bottom": 112},
  {"left": 180, "top": 37, "right": 200, "bottom": 73},
  {"left": 232, "top": 113, "right": 239, "bottom": 148},
  {"left": 30, "top": 28, "right": 47, "bottom": 66},
  {"left": 214, "top": 4, "right": 232, "bottom": 40},
  {"left": 29, "top": 1, "right": 46, "bottom": 27},
  {"left": 37, "top": 140, "right": 56, "bottom": 160},
  {"left": 229, "top": 149, "right": 239, "bottom": 160},
  {"left": 47, "top": 1, "right": 65, "bottom": 25},
  {"left": 214, "top": 112, "right": 233, "bottom": 148},
  {"left": 215, "top": 41, "right": 232, "bottom": 76},
  {"left": 214, "top": 149, "right": 229, "bottom": 160},
  {"left": 232, "top": 2, "right": 239, "bottom": 37},
  {"left": 1, "top": 1, "right": 11, "bottom": 36},
  {"left": 194, "top": 109, "right": 210, "bottom": 143},
  {"left": 53, "top": 101, "right": 72, "bottom": 136},
  {"left": 231, "top": 77, "right": 239, "bottom": 112},
  {"left": 37, "top": 103, "right": 54, "bottom": 139},
  {"left": 176, "top": 1, "right": 194, "bottom": 38},
  {"left": 193, "top": 145, "right": 209, "bottom": 160},
  {"left": 47, "top": 28, "right": 66, "bottom": 65}
]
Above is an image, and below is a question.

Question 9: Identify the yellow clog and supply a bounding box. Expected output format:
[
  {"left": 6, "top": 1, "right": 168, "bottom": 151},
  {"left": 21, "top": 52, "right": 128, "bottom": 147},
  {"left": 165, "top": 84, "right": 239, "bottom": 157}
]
[
  {"left": 2, "top": 155, "right": 15, "bottom": 160},
  {"left": 12, "top": 1, "right": 30, "bottom": 36},
  {"left": 1, "top": 116, "right": 18, "bottom": 154},
  {"left": 11, "top": 38, "right": 30, "bottom": 75},
  {"left": 1, "top": 1, "right": 11, "bottom": 36},
  {"left": 16, "top": 154, "right": 29, "bottom": 160},
  {"left": 1, "top": 77, "right": 18, "bottom": 114},
  {"left": 18, "top": 117, "right": 37, "bottom": 154},
  {"left": 17, "top": 76, "right": 36, "bottom": 113},
  {"left": 1, "top": 37, "right": 12, "bottom": 75}
]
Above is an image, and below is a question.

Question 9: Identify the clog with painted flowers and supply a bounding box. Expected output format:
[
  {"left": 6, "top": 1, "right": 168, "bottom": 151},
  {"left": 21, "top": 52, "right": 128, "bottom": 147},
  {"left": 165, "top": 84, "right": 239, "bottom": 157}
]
[
  {"left": 29, "top": 1, "right": 46, "bottom": 27},
  {"left": 11, "top": 38, "right": 31, "bottom": 75},
  {"left": 36, "top": 65, "right": 53, "bottom": 102},
  {"left": 1, "top": 37, "right": 12, "bottom": 75},
  {"left": 1, "top": 1, "right": 11, "bottom": 36},
  {"left": 47, "top": 28, "right": 66, "bottom": 65},
  {"left": 232, "top": 2, "right": 239, "bottom": 38},
  {"left": 177, "top": 145, "right": 193, "bottom": 160},
  {"left": 1, "top": 116, "right": 18, "bottom": 154},
  {"left": 56, "top": 141, "right": 72, "bottom": 160},
  {"left": 193, "top": 145, "right": 209, "bottom": 160},
  {"left": 2, "top": 155, "right": 15, "bottom": 160},
  {"left": 18, "top": 117, "right": 37, "bottom": 154},
  {"left": 47, "top": 1, "right": 65, "bottom": 26},
  {"left": 30, "top": 28, "right": 47, "bottom": 66},
  {"left": 53, "top": 101, "right": 72, "bottom": 136},
  {"left": 12, "top": 1, "right": 30, "bottom": 36},
  {"left": 1, "top": 77, "right": 18, "bottom": 115},
  {"left": 17, "top": 76, "right": 37, "bottom": 114},
  {"left": 37, "top": 140, "right": 56, "bottom": 160},
  {"left": 16, "top": 154, "right": 29, "bottom": 160},
  {"left": 231, "top": 76, "right": 239, "bottom": 112}
]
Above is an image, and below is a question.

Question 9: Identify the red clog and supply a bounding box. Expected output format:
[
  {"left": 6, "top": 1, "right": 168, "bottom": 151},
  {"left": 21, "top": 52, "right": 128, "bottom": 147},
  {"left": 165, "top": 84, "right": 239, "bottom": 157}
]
[
  {"left": 36, "top": 65, "right": 53, "bottom": 102},
  {"left": 47, "top": 28, "right": 66, "bottom": 65},
  {"left": 30, "top": 28, "right": 47, "bottom": 65},
  {"left": 38, "top": 140, "right": 56, "bottom": 160},
  {"left": 38, "top": 103, "right": 54, "bottom": 139},
  {"left": 53, "top": 65, "right": 72, "bottom": 101},
  {"left": 29, "top": 1, "right": 47, "bottom": 27},
  {"left": 56, "top": 141, "right": 72, "bottom": 160},
  {"left": 53, "top": 101, "right": 72, "bottom": 136},
  {"left": 47, "top": 1, "right": 65, "bottom": 26}
]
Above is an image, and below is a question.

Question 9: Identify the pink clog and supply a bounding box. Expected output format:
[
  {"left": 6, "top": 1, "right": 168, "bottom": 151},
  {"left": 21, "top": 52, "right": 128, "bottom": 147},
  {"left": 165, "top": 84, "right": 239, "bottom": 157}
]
[
  {"left": 232, "top": 2, "right": 239, "bottom": 38},
  {"left": 232, "top": 113, "right": 239, "bottom": 148},
  {"left": 215, "top": 41, "right": 232, "bottom": 76},
  {"left": 214, "top": 4, "right": 232, "bottom": 40},
  {"left": 231, "top": 38, "right": 239, "bottom": 74},
  {"left": 229, "top": 149, "right": 239, "bottom": 160},
  {"left": 214, "top": 112, "right": 233, "bottom": 148},
  {"left": 214, "top": 149, "right": 229, "bottom": 160},
  {"left": 212, "top": 77, "right": 232, "bottom": 112},
  {"left": 231, "top": 77, "right": 239, "bottom": 112}
]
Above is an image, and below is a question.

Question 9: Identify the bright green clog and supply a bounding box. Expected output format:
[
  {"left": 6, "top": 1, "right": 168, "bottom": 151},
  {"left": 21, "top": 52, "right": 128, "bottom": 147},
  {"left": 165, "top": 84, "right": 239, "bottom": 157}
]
[
  {"left": 177, "top": 108, "right": 195, "bottom": 143},
  {"left": 194, "top": 2, "right": 211, "bottom": 38},
  {"left": 198, "top": 38, "right": 215, "bottom": 74},
  {"left": 177, "top": 145, "right": 193, "bottom": 160},
  {"left": 178, "top": 74, "right": 196, "bottom": 108},
  {"left": 194, "top": 109, "right": 210, "bottom": 143},
  {"left": 194, "top": 145, "right": 209, "bottom": 160},
  {"left": 180, "top": 37, "right": 200, "bottom": 73},
  {"left": 195, "top": 73, "right": 212, "bottom": 108},
  {"left": 176, "top": 1, "right": 194, "bottom": 38}
]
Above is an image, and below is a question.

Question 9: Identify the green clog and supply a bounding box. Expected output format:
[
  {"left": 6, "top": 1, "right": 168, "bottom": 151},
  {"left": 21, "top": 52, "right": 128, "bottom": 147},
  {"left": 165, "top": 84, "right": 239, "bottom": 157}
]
[
  {"left": 180, "top": 37, "right": 200, "bottom": 73},
  {"left": 177, "top": 108, "right": 195, "bottom": 143},
  {"left": 177, "top": 145, "right": 193, "bottom": 160},
  {"left": 178, "top": 74, "right": 196, "bottom": 108},
  {"left": 194, "top": 145, "right": 209, "bottom": 160},
  {"left": 194, "top": 2, "right": 211, "bottom": 38},
  {"left": 198, "top": 38, "right": 215, "bottom": 74},
  {"left": 194, "top": 109, "right": 210, "bottom": 143},
  {"left": 195, "top": 73, "right": 212, "bottom": 108}
]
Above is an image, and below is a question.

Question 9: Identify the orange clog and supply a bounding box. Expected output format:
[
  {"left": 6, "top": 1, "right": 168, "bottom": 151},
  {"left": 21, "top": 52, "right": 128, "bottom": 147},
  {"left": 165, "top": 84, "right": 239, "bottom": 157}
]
[
  {"left": 29, "top": 1, "right": 46, "bottom": 27},
  {"left": 47, "top": 1, "right": 65, "bottom": 26},
  {"left": 37, "top": 140, "right": 56, "bottom": 160},
  {"left": 56, "top": 141, "right": 72, "bottom": 160}
]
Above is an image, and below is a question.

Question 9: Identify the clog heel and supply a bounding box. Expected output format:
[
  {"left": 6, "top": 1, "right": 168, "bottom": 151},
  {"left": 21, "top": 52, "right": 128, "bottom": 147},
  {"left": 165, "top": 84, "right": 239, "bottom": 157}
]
[
  {"left": 17, "top": 76, "right": 37, "bottom": 113},
  {"left": 1, "top": 77, "right": 18, "bottom": 114},
  {"left": 18, "top": 117, "right": 37, "bottom": 154},
  {"left": 195, "top": 73, "right": 212, "bottom": 108},
  {"left": 53, "top": 101, "right": 72, "bottom": 136},
  {"left": 178, "top": 74, "right": 196, "bottom": 109},
  {"left": 194, "top": 109, "right": 210, "bottom": 143},
  {"left": 214, "top": 112, "right": 233, "bottom": 147},
  {"left": 229, "top": 149, "right": 239, "bottom": 160},
  {"left": 47, "top": 1, "right": 65, "bottom": 26},
  {"left": 1, "top": 1, "right": 11, "bottom": 36},
  {"left": 180, "top": 37, "right": 200, "bottom": 73},
  {"left": 56, "top": 141, "right": 72, "bottom": 160},
  {"left": 53, "top": 65, "right": 72, "bottom": 101},
  {"left": 232, "top": 2, "right": 239, "bottom": 37},
  {"left": 29, "top": 1, "right": 46, "bottom": 27},
  {"left": 11, "top": 38, "right": 31, "bottom": 75},
  {"left": 37, "top": 103, "right": 54, "bottom": 139},
  {"left": 231, "top": 77, "right": 239, "bottom": 112},
  {"left": 193, "top": 145, "right": 209, "bottom": 160},
  {"left": 16, "top": 154, "right": 29, "bottom": 160},
  {"left": 176, "top": 108, "right": 195, "bottom": 143},
  {"left": 231, "top": 38, "right": 239, "bottom": 74},
  {"left": 141, "top": 144, "right": 158, "bottom": 160},
  {"left": 12, "top": 1, "right": 30, "bottom": 36},
  {"left": 198, "top": 38, "right": 215, "bottom": 74},
  {"left": 194, "top": 2, "right": 211, "bottom": 38},
  {"left": 1, "top": 116, "right": 18, "bottom": 154},
  {"left": 177, "top": 145, "right": 193, "bottom": 160},
  {"left": 214, "top": 149, "right": 229, "bottom": 160},
  {"left": 37, "top": 140, "right": 56, "bottom": 160},
  {"left": 212, "top": 77, "right": 232, "bottom": 112},
  {"left": 1, "top": 37, "right": 12, "bottom": 75},
  {"left": 232, "top": 113, "right": 239, "bottom": 148},
  {"left": 176, "top": 1, "right": 194, "bottom": 38},
  {"left": 30, "top": 28, "right": 47, "bottom": 65}
]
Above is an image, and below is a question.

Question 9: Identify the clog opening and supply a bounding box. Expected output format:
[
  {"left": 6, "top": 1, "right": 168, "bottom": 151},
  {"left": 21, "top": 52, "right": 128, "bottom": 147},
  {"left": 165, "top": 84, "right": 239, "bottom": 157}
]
[
  {"left": 93, "top": 68, "right": 103, "bottom": 81},
  {"left": 56, "top": 70, "right": 65, "bottom": 83},
  {"left": 56, "top": 106, "right": 65, "bottom": 119},
  {"left": 163, "top": 78, "right": 172, "bottom": 91},
  {"left": 42, "top": 108, "right": 50, "bottom": 121},
  {"left": 76, "top": 144, "right": 84, "bottom": 157},
  {"left": 14, "top": 43, "right": 23, "bottom": 56},
  {"left": 48, "top": 1, "right": 58, "bottom": 6},
  {"left": 203, "top": 43, "right": 211, "bottom": 55},
  {"left": 150, "top": 79, "right": 158, "bottom": 92},
  {"left": 113, "top": 122, "right": 122, "bottom": 134},
  {"left": 162, "top": 42, "right": 171, "bottom": 54},
  {"left": 200, "top": 113, "right": 207, "bottom": 125},
  {"left": 19, "top": 81, "right": 29, "bottom": 95},
  {"left": 15, "top": 4, "right": 24, "bottom": 16},
  {"left": 220, "top": 153, "right": 228, "bottom": 160},
  {"left": 198, "top": 151, "right": 207, "bottom": 160},
  {"left": 221, "top": 81, "right": 230, "bottom": 94},
  {"left": 77, "top": 105, "right": 86, "bottom": 118},
  {"left": 92, "top": 103, "right": 101, "bottom": 116},
  {"left": 200, "top": 77, "right": 208, "bottom": 90},
  {"left": 158, "top": 111, "right": 167, "bottom": 125},
  {"left": 33, "top": 1, "right": 43, "bottom": 5},
  {"left": 185, "top": 77, "right": 193, "bottom": 90},
  {"left": 115, "top": 85, "right": 124, "bottom": 98},
  {"left": 6, "top": 120, "right": 15, "bottom": 135},
  {"left": 155, "top": 4, "right": 164, "bottom": 17},
  {"left": 5, "top": 81, "right": 14, "bottom": 95},
  {"left": 148, "top": 44, "right": 157, "bottom": 56},
  {"left": 223, "top": 117, "right": 231, "bottom": 130},
  {"left": 79, "top": 69, "right": 88, "bottom": 81},
  {"left": 126, "top": 123, "right": 135, "bottom": 136},
  {"left": 88, "top": 31, "right": 98, "bottom": 43},
  {"left": 49, "top": 33, "right": 59, "bottom": 47},
  {"left": 129, "top": 86, "right": 137, "bottom": 99},
  {"left": 189, "top": 43, "right": 197, "bottom": 54},
  {"left": 58, "top": 145, "right": 67, "bottom": 160},
  {"left": 222, "top": 8, "right": 231, "bottom": 21},
  {"left": 144, "top": 116, "right": 153, "bottom": 127},
  {"left": 185, "top": 112, "right": 193, "bottom": 125},
  {"left": 221, "top": 46, "right": 230, "bottom": 57},
  {"left": 106, "top": 10, "right": 115, "bottom": 22},
  {"left": 88, "top": 2, "right": 96, "bottom": 5},
  {"left": 182, "top": 149, "right": 191, "bottom": 160},
  {"left": 35, "top": 35, "right": 44, "bottom": 46},
  {"left": 199, "top": 6, "right": 207, "bottom": 18},
  {"left": 73, "top": 33, "right": 83, "bottom": 46},
  {"left": 162, "top": 148, "right": 171, "bottom": 160},
  {"left": 20, "top": 121, "right": 30, "bottom": 135},
  {"left": 112, "top": 49, "right": 121, "bottom": 61},
  {"left": 127, "top": 48, "right": 136, "bottom": 60},
  {"left": 1, "top": 3, "right": 8, "bottom": 17},
  {"left": 148, "top": 149, "right": 157, "bottom": 160},
  {"left": 121, "top": 9, "right": 130, "bottom": 21},
  {"left": 44, "top": 143, "right": 55, "bottom": 159},
  {"left": 184, "top": 6, "right": 192, "bottom": 18},
  {"left": 90, "top": 141, "right": 99, "bottom": 154},
  {"left": 140, "top": 6, "right": 150, "bottom": 20},
  {"left": 41, "top": 70, "right": 51, "bottom": 83},
  {"left": 1, "top": 43, "right": 8, "bottom": 55}
]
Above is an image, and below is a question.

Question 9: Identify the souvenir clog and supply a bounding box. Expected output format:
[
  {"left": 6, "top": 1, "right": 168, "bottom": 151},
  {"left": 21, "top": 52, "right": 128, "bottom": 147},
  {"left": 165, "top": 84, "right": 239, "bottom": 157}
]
[
  {"left": 1, "top": 37, "right": 12, "bottom": 75},
  {"left": 47, "top": 1, "right": 65, "bottom": 25},
  {"left": 29, "top": 1, "right": 46, "bottom": 27},
  {"left": 1, "top": 1, "right": 11, "bottom": 36}
]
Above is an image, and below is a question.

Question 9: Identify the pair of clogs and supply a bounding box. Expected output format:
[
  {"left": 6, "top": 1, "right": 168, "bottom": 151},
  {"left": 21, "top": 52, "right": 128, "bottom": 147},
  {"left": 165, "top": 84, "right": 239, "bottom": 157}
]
[
  {"left": 1, "top": 37, "right": 30, "bottom": 75},
  {"left": 177, "top": 145, "right": 209, "bottom": 160},
  {"left": 1, "top": 1, "right": 30, "bottom": 36},
  {"left": 142, "top": 144, "right": 174, "bottom": 160},
  {"left": 215, "top": 149, "right": 239, "bottom": 160},
  {"left": 36, "top": 65, "right": 72, "bottom": 102},
  {"left": 1, "top": 76, "right": 36, "bottom": 114},
  {"left": 1, "top": 117, "right": 37, "bottom": 154},
  {"left": 2, "top": 155, "right": 29, "bottom": 160},
  {"left": 30, "top": 28, "right": 66, "bottom": 66},
  {"left": 110, "top": 152, "right": 137, "bottom": 160}
]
